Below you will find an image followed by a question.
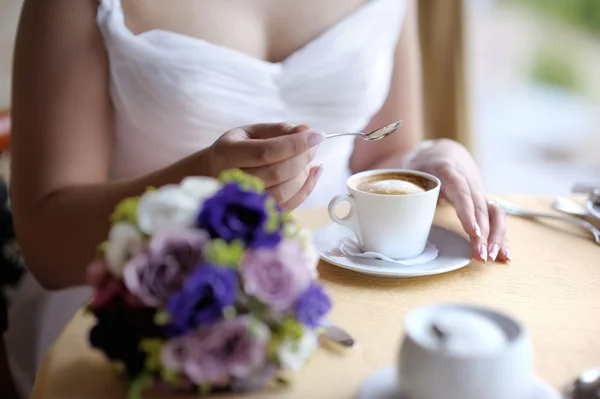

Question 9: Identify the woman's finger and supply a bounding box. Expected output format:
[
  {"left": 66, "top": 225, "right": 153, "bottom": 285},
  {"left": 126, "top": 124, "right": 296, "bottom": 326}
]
[
  {"left": 497, "top": 238, "right": 511, "bottom": 264},
  {"left": 226, "top": 128, "right": 324, "bottom": 168},
  {"left": 244, "top": 122, "right": 308, "bottom": 139},
  {"left": 470, "top": 191, "right": 490, "bottom": 262},
  {"left": 438, "top": 167, "right": 480, "bottom": 240},
  {"left": 280, "top": 165, "right": 323, "bottom": 211},
  {"left": 244, "top": 147, "right": 317, "bottom": 188},
  {"left": 486, "top": 200, "right": 506, "bottom": 262},
  {"left": 267, "top": 168, "right": 310, "bottom": 205}
]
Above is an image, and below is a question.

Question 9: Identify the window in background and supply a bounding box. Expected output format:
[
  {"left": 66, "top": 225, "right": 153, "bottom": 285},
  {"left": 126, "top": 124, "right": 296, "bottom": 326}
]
[{"left": 468, "top": 0, "right": 600, "bottom": 194}]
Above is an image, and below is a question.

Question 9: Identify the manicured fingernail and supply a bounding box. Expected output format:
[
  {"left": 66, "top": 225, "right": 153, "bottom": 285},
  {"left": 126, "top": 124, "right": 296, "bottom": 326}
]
[
  {"left": 473, "top": 223, "right": 482, "bottom": 238},
  {"left": 308, "top": 132, "right": 325, "bottom": 147},
  {"left": 314, "top": 164, "right": 324, "bottom": 181},
  {"left": 293, "top": 124, "right": 310, "bottom": 132},
  {"left": 479, "top": 244, "right": 488, "bottom": 262},
  {"left": 505, "top": 248, "right": 511, "bottom": 263},
  {"left": 489, "top": 244, "right": 500, "bottom": 261}
]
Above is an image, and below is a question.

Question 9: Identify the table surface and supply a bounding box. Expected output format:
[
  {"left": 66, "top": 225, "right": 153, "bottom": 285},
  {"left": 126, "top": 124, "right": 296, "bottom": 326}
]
[{"left": 31, "top": 196, "right": 600, "bottom": 399}]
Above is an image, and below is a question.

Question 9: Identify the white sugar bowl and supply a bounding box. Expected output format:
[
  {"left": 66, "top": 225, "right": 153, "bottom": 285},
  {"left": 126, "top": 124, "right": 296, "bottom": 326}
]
[{"left": 398, "top": 303, "right": 534, "bottom": 399}]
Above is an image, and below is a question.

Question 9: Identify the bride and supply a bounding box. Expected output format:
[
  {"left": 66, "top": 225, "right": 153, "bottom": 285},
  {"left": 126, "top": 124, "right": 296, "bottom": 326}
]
[{"left": 6, "top": 0, "right": 508, "bottom": 396}]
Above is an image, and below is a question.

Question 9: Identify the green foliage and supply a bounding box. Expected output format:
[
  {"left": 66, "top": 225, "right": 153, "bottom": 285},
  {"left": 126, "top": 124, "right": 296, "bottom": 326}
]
[
  {"left": 529, "top": 47, "right": 582, "bottom": 91},
  {"left": 509, "top": 0, "right": 600, "bottom": 34},
  {"left": 204, "top": 238, "right": 245, "bottom": 267}
]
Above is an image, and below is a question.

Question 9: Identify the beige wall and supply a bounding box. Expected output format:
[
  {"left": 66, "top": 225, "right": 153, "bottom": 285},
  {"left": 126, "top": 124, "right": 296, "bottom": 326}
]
[{"left": 0, "top": 0, "right": 22, "bottom": 109}]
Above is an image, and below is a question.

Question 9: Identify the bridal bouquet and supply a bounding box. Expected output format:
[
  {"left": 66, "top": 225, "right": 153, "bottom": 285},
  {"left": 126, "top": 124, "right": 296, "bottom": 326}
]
[{"left": 86, "top": 170, "right": 332, "bottom": 398}]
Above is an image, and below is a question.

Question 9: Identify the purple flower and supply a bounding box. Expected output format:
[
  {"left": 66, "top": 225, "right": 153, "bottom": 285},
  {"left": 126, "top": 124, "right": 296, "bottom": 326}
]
[
  {"left": 294, "top": 284, "right": 332, "bottom": 328},
  {"left": 196, "top": 183, "right": 281, "bottom": 248},
  {"left": 160, "top": 316, "right": 270, "bottom": 385},
  {"left": 241, "top": 240, "right": 312, "bottom": 312},
  {"left": 123, "top": 228, "right": 208, "bottom": 306},
  {"left": 166, "top": 264, "right": 237, "bottom": 334}
]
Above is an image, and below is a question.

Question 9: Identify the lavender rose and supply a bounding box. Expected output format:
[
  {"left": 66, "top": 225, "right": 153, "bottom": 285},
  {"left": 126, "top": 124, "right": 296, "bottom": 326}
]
[
  {"left": 123, "top": 228, "right": 207, "bottom": 306},
  {"left": 166, "top": 264, "right": 237, "bottom": 334},
  {"left": 294, "top": 284, "right": 332, "bottom": 328},
  {"left": 160, "top": 316, "right": 270, "bottom": 385},
  {"left": 196, "top": 183, "right": 281, "bottom": 249},
  {"left": 241, "top": 240, "right": 312, "bottom": 312}
]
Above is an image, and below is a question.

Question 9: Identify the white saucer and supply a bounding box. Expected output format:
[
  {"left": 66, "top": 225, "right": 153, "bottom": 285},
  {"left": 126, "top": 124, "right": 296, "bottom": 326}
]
[
  {"left": 314, "top": 223, "right": 472, "bottom": 278},
  {"left": 357, "top": 367, "right": 562, "bottom": 399}
]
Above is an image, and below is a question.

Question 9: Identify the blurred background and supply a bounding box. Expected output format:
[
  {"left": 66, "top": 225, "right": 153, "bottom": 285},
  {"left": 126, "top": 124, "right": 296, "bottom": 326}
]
[
  {"left": 469, "top": 0, "right": 600, "bottom": 194},
  {"left": 0, "top": 0, "right": 598, "bottom": 194}
]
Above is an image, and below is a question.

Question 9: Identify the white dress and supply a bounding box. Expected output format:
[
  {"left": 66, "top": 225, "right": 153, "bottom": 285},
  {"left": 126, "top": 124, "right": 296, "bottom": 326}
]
[{"left": 5, "top": 0, "right": 407, "bottom": 396}]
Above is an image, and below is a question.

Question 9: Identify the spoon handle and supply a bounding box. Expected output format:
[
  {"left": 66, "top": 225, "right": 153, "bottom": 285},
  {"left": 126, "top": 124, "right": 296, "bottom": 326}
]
[{"left": 325, "top": 132, "right": 361, "bottom": 139}]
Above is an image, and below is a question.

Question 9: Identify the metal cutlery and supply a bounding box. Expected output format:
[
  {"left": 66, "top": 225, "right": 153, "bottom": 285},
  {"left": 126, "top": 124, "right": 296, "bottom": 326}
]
[
  {"left": 321, "top": 320, "right": 356, "bottom": 348},
  {"left": 572, "top": 183, "right": 600, "bottom": 196},
  {"left": 552, "top": 197, "right": 588, "bottom": 217},
  {"left": 495, "top": 199, "right": 600, "bottom": 245},
  {"left": 326, "top": 120, "right": 403, "bottom": 142}
]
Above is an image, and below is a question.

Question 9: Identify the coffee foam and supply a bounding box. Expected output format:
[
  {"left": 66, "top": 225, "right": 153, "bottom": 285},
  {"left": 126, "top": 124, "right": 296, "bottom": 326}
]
[{"left": 359, "top": 179, "right": 426, "bottom": 195}]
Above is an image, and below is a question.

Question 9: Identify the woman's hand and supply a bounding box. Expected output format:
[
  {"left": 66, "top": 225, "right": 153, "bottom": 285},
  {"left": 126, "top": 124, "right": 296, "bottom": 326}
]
[
  {"left": 207, "top": 123, "right": 324, "bottom": 211},
  {"left": 407, "top": 139, "right": 510, "bottom": 263}
]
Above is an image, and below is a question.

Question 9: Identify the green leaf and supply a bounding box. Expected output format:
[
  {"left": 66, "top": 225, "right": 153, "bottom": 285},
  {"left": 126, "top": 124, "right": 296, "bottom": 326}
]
[
  {"left": 139, "top": 339, "right": 164, "bottom": 373},
  {"left": 264, "top": 197, "right": 282, "bottom": 233},
  {"left": 153, "top": 310, "right": 171, "bottom": 326},
  {"left": 161, "top": 368, "right": 183, "bottom": 388},
  {"left": 198, "top": 383, "right": 212, "bottom": 395},
  {"left": 248, "top": 317, "right": 263, "bottom": 339},
  {"left": 97, "top": 241, "right": 108, "bottom": 255},
  {"left": 245, "top": 297, "right": 268, "bottom": 317},
  {"left": 223, "top": 306, "right": 237, "bottom": 320},
  {"left": 219, "top": 169, "right": 265, "bottom": 193},
  {"left": 280, "top": 318, "right": 304, "bottom": 341},
  {"left": 127, "top": 374, "right": 153, "bottom": 399},
  {"left": 111, "top": 197, "right": 140, "bottom": 225},
  {"left": 204, "top": 239, "right": 245, "bottom": 267},
  {"left": 267, "top": 318, "right": 304, "bottom": 357}
]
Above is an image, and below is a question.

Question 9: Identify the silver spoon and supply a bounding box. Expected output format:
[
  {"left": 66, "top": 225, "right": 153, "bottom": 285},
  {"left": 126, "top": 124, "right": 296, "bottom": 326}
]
[
  {"left": 552, "top": 197, "right": 588, "bottom": 217},
  {"left": 326, "top": 120, "right": 403, "bottom": 141},
  {"left": 494, "top": 199, "right": 600, "bottom": 245},
  {"left": 564, "top": 368, "right": 600, "bottom": 399}
]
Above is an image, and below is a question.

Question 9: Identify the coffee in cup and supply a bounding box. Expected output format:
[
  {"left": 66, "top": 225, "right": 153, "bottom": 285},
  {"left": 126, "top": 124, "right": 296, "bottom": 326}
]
[
  {"left": 355, "top": 172, "right": 436, "bottom": 196},
  {"left": 328, "top": 169, "right": 441, "bottom": 260}
]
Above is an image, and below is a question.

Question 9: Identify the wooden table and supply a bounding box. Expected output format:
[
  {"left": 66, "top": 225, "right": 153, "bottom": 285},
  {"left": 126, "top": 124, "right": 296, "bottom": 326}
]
[{"left": 31, "top": 196, "right": 600, "bottom": 399}]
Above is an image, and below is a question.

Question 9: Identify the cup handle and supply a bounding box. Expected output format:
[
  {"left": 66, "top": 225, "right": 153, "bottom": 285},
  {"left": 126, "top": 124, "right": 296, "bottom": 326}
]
[{"left": 328, "top": 194, "right": 363, "bottom": 245}]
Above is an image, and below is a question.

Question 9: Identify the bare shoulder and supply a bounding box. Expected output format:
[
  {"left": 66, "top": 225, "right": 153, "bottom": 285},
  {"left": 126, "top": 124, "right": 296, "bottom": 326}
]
[{"left": 11, "top": 0, "right": 112, "bottom": 204}]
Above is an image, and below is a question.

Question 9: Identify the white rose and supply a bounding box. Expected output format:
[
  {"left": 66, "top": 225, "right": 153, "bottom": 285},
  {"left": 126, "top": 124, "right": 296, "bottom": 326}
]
[
  {"left": 137, "top": 185, "right": 200, "bottom": 235},
  {"left": 298, "top": 228, "right": 319, "bottom": 278},
  {"left": 277, "top": 328, "right": 319, "bottom": 372},
  {"left": 180, "top": 176, "right": 221, "bottom": 202},
  {"left": 105, "top": 222, "right": 145, "bottom": 277}
]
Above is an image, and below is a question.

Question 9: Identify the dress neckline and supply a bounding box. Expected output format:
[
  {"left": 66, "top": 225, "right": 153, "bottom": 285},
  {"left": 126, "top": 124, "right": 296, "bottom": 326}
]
[{"left": 103, "top": 0, "right": 388, "bottom": 67}]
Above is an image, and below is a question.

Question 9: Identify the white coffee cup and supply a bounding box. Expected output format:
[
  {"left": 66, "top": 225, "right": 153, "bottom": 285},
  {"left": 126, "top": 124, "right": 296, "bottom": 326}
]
[
  {"left": 398, "top": 303, "right": 535, "bottom": 399},
  {"left": 327, "top": 169, "right": 441, "bottom": 260}
]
